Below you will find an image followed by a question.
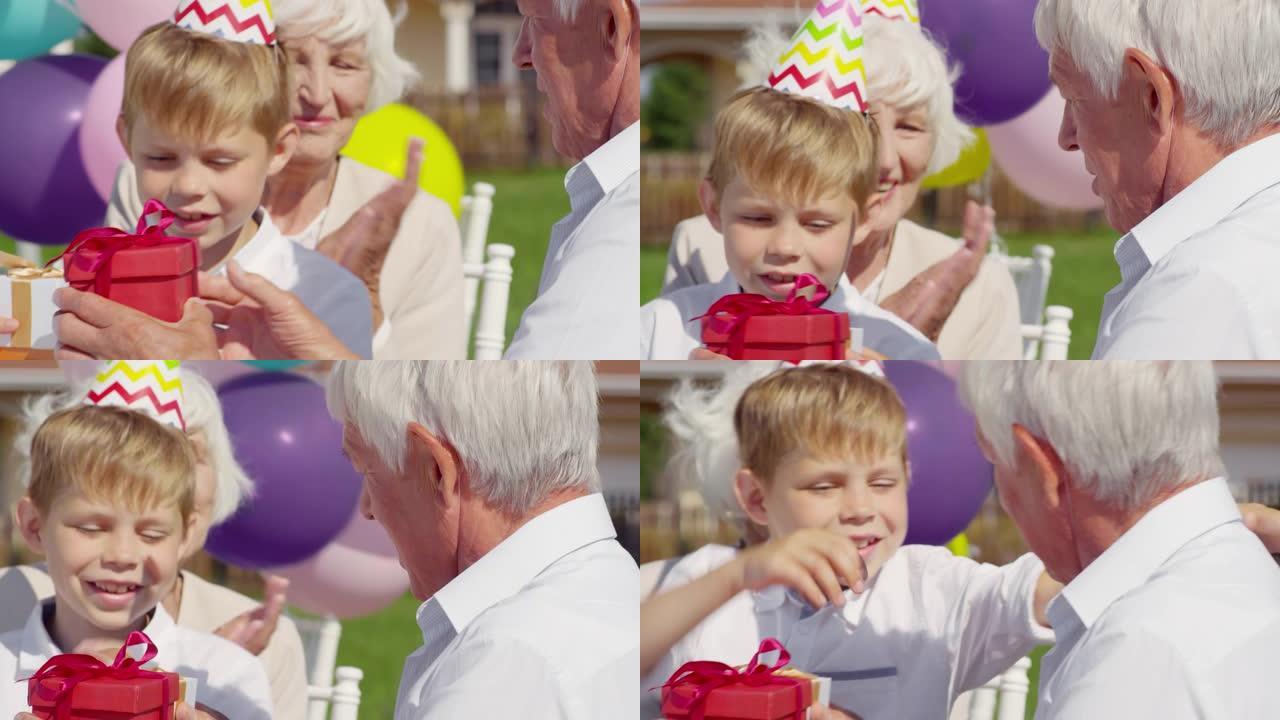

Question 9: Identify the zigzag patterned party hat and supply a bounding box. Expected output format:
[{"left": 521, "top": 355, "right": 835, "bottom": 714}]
[
  {"left": 860, "top": 0, "right": 919, "bottom": 24},
  {"left": 768, "top": 0, "right": 869, "bottom": 113},
  {"left": 173, "top": 0, "right": 276, "bottom": 46},
  {"left": 83, "top": 361, "right": 187, "bottom": 432}
]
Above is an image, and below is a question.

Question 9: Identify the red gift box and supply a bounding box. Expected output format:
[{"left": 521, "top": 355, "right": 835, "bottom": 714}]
[
  {"left": 26, "top": 631, "right": 181, "bottom": 720},
  {"left": 660, "top": 638, "right": 818, "bottom": 720},
  {"left": 697, "top": 274, "right": 850, "bottom": 362},
  {"left": 57, "top": 199, "right": 199, "bottom": 323}
]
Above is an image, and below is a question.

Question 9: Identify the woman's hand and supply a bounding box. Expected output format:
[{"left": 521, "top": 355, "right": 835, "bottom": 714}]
[
  {"left": 0, "top": 317, "right": 16, "bottom": 336},
  {"left": 1241, "top": 503, "right": 1280, "bottom": 553},
  {"left": 735, "top": 528, "right": 868, "bottom": 608},
  {"left": 879, "top": 201, "right": 995, "bottom": 341},
  {"left": 317, "top": 137, "right": 425, "bottom": 329},
  {"left": 214, "top": 575, "right": 289, "bottom": 655}
]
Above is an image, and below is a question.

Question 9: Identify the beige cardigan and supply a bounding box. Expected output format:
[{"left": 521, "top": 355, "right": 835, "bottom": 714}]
[
  {"left": 0, "top": 565, "right": 308, "bottom": 720},
  {"left": 661, "top": 215, "right": 1023, "bottom": 360},
  {"left": 107, "top": 157, "right": 467, "bottom": 359}
]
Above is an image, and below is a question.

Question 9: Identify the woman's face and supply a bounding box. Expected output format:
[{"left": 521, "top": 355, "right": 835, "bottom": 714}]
[
  {"left": 867, "top": 100, "right": 935, "bottom": 235},
  {"left": 281, "top": 34, "right": 374, "bottom": 166}
]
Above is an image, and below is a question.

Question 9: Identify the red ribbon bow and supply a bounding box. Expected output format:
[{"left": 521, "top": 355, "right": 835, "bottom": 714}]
[
  {"left": 696, "top": 273, "right": 835, "bottom": 334},
  {"left": 26, "top": 630, "right": 174, "bottom": 720},
  {"left": 50, "top": 199, "right": 179, "bottom": 296},
  {"left": 659, "top": 637, "right": 809, "bottom": 720}
]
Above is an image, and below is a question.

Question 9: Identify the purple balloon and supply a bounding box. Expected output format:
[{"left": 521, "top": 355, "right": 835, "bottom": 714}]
[
  {"left": 0, "top": 55, "right": 109, "bottom": 246},
  {"left": 883, "top": 362, "right": 993, "bottom": 545},
  {"left": 920, "top": 0, "right": 1051, "bottom": 125},
  {"left": 206, "top": 373, "right": 363, "bottom": 569}
]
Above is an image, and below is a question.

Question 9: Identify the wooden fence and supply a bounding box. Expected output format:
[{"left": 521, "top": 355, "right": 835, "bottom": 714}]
[
  {"left": 641, "top": 151, "right": 1108, "bottom": 247},
  {"left": 406, "top": 83, "right": 565, "bottom": 170}
]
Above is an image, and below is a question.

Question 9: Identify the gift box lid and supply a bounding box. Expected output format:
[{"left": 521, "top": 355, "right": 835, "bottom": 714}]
[
  {"left": 701, "top": 311, "right": 851, "bottom": 345},
  {"left": 63, "top": 240, "right": 199, "bottom": 282},
  {"left": 662, "top": 676, "right": 814, "bottom": 719},
  {"left": 29, "top": 671, "right": 181, "bottom": 712}
]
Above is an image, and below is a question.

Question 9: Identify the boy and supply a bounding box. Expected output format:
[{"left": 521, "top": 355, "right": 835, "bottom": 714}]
[
  {"left": 641, "top": 364, "right": 1058, "bottom": 719},
  {"left": 639, "top": 0, "right": 940, "bottom": 360},
  {"left": 108, "top": 1, "right": 372, "bottom": 357},
  {"left": 1, "top": 366, "right": 273, "bottom": 719}
]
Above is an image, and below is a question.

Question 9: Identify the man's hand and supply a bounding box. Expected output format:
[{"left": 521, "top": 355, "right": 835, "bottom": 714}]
[
  {"left": 734, "top": 528, "right": 868, "bottom": 609},
  {"left": 879, "top": 201, "right": 995, "bottom": 341},
  {"left": 0, "top": 317, "right": 16, "bottom": 335},
  {"left": 214, "top": 575, "right": 289, "bottom": 655},
  {"left": 317, "top": 137, "right": 425, "bottom": 328},
  {"left": 175, "top": 703, "right": 229, "bottom": 720},
  {"left": 810, "top": 705, "right": 862, "bottom": 720},
  {"left": 1241, "top": 503, "right": 1280, "bottom": 553},
  {"left": 53, "top": 288, "right": 220, "bottom": 360},
  {"left": 200, "top": 263, "right": 360, "bottom": 360}
]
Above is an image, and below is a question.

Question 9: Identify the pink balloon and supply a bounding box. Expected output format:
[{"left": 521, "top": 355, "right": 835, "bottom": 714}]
[
  {"left": 76, "top": 0, "right": 173, "bottom": 52},
  {"left": 986, "top": 90, "right": 1105, "bottom": 211},
  {"left": 79, "top": 53, "right": 126, "bottom": 202},
  {"left": 270, "top": 505, "right": 412, "bottom": 619}
]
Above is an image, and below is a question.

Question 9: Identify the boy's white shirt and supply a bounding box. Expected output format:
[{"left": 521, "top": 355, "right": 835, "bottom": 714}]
[
  {"left": 220, "top": 209, "right": 374, "bottom": 358},
  {"left": 0, "top": 601, "right": 273, "bottom": 719},
  {"left": 641, "top": 544, "right": 1054, "bottom": 720},
  {"left": 640, "top": 274, "right": 941, "bottom": 360}
]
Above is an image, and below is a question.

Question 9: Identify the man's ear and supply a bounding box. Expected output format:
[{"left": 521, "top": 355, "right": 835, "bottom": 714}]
[
  {"left": 1122, "top": 48, "right": 1178, "bottom": 137},
  {"left": 1011, "top": 424, "right": 1069, "bottom": 510},
  {"left": 266, "top": 123, "right": 299, "bottom": 177},
  {"left": 16, "top": 497, "right": 46, "bottom": 554},
  {"left": 600, "top": 0, "right": 634, "bottom": 65},
  {"left": 732, "top": 468, "right": 770, "bottom": 529},
  {"left": 699, "top": 179, "right": 724, "bottom": 233},
  {"left": 407, "top": 422, "right": 460, "bottom": 508}
]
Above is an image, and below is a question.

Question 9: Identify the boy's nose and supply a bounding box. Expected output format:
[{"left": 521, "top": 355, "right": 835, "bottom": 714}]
[
  {"left": 764, "top": 226, "right": 802, "bottom": 260},
  {"left": 841, "top": 486, "right": 877, "bottom": 523},
  {"left": 101, "top": 534, "right": 140, "bottom": 567},
  {"left": 171, "top": 164, "right": 207, "bottom": 200}
]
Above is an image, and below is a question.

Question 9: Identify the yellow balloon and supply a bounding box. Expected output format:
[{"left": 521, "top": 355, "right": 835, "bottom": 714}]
[
  {"left": 946, "top": 533, "right": 970, "bottom": 558},
  {"left": 921, "top": 129, "right": 991, "bottom": 190},
  {"left": 340, "top": 103, "right": 466, "bottom": 217}
]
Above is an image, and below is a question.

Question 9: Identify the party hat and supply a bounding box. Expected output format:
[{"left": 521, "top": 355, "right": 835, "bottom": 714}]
[
  {"left": 173, "top": 0, "right": 276, "bottom": 46},
  {"left": 767, "top": 0, "right": 869, "bottom": 113},
  {"left": 860, "top": 0, "right": 919, "bottom": 24},
  {"left": 83, "top": 361, "right": 187, "bottom": 432}
]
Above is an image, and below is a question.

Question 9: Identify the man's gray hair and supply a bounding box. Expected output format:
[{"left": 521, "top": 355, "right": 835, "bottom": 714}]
[
  {"left": 1034, "top": 0, "right": 1280, "bottom": 148},
  {"left": 326, "top": 361, "right": 601, "bottom": 516},
  {"left": 958, "top": 361, "right": 1225, "bottom": 512}
]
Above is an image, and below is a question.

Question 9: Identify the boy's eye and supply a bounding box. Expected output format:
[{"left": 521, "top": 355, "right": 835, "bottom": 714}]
[
  {"left": 805, "top": 220, "right": 835, "bottom": 230},
  {"left": 870, "top": 477, "right": 899, "bottom": 488},
  {"left": 807, "top": 484, "right": 837, "bottom": 492},
  {"left": 75, "top": 525, "right": 103, "bottom": 534},
  {"left": 144, "top": 155, "right": 175, "bottom": 163},
  {"left": 740, "top": 215, "right": 771, "bottom": 224},
  {"left": 208, "top": 158, "right": 239, "bottom": 168},
  {"left": 140, "top": 531, "right": 169, "bottom": 543}
]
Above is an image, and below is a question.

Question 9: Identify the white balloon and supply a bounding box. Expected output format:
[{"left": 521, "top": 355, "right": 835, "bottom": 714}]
[{"left": 987, "top": 90, "right": 1105, "bottom": 211}]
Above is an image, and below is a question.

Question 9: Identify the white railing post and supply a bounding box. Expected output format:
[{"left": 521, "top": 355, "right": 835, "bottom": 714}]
[
  {"left": 967, "top": 674, "right": 999, "bottom": 720},
  {"left": 472, "top": 243, "right": 514, "bottom": 359},
  {"left": 303, "top": 615, "right": 342, "bottom": 720},
  {"left": 329, "top": 666, "right": 363, "bottom": 720},
  {"left": 996, "top": 657, "right": 1033, "bottom": 720},
  {"left": 1040, "top": 306, "right": 1074, "bottom": 360},
  {"left": 462, "top": 182, "right": 495, "bottom": 338}
]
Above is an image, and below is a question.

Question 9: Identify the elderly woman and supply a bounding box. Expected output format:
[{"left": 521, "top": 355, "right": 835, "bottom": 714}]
[
  {"left": 108, "top": 0, "right": 466, "bottom": 360},
  {"left": 0, "top": 370, "right": 310, "bottom": 720},
  {"left": 664, "top": 16, "right": 1023, "bottom": 360}
]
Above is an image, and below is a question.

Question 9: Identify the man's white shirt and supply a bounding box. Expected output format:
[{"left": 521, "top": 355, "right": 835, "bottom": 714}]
[
  {"left": 1037, "top": 477, "right": 1280, "bottom": 718},
  {"left": 505, "top": 123, "right": 640, "bottom": 359},
  {"left": 1094, "top": 133, "right": 1280, "bottom": 358},
  {"left": 642, "top": 544, "right": 1052, "bottom": 720},
  {"left": 394, "top": 493, "right": 639, "bottom": 719},
  {"left": 640, "top": 273, "right": 941, "bottom": 360},
  {"left": 0, "top": 601, "right": 273, "bottom": 719}
]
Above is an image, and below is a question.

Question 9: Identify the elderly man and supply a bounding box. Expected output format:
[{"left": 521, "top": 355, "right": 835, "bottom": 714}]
[
  {"left": 959, "top": 361, "right": 1280, "bottom": 718},
  {"left": 501, "top": 0, "right": 639, "bottom": 359},
  {"left": 1034, "top": 0, "right": 1280, "bottom": 358},
  {"left": 325, "top": 361, "right": 638, "bottom": 718}
]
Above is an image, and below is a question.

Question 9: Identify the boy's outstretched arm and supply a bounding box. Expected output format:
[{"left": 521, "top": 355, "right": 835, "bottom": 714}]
[
  {"left": 641, "top": 528, "right": 867, "bottom": 677},
  {"left": 1033, "top": 570, "right": 1064, "bottom": 628}
]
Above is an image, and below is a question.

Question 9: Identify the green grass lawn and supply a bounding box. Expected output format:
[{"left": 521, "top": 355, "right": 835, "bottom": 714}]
[{"left": 640, "top": 227, "right": 1120, "bottom": 359}]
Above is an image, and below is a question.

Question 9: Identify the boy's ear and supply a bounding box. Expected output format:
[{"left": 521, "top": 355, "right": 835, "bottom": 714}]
[
  {"left": 732, "top": 468, "right": 770, "bottom": 528},
  {"left": 177, "top": 511, "right": 200, "bottom": 558},
  {"left": 15, "top": 497, "right": 46, "bottom": 554},
  {"left": 698, "top": 179, "right": 724, "bottom": 233},
  {"left": 115, "top": 115, "right": 131, "bottom": 157},
  {"left": 407, "top": 422, "right": 460, "bottom": 508},
  {"left": 266, "top": 123, "right": 300, "bottom": 177}
]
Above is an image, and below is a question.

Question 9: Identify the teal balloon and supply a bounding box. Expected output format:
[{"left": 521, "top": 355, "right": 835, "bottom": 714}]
[
  {"left": 0, "top": 0, "right": 82, "bottom": 61},
  {"left": 242, "top": 361, "right": 311, "bottom": 372}
]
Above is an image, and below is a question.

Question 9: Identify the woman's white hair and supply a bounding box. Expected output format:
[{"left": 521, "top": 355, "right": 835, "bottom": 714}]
[
  {"left": 957, "top": 361, "right": 1226, "bottom": 512},
  {"left": 1034, "top": 0, "right": 1280, "bottom": 149},
  {"left": 325, "top": 361, "right": 601, "bottom": 517},
  {"left": 274, "top": 0, "right": 421, "bottom": 111},
  {"left": 743, "top": 15, "right": 974, "bottom": 174},
  {"left": 11, "top": 369, "right": 254, "bottom": 524}
]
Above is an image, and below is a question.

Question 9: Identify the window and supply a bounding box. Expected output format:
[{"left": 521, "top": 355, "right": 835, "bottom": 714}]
[{"left": 475, "top": 32, "right": 502, "bottom": 87}]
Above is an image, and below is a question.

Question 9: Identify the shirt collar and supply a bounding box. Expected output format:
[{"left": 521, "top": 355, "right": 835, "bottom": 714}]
[
  {"left": 1058, "top": 476, "right": 1240, "bottom": 629},
  {"left": 218, "top": 208, "right": 278, "bottom": 274},
  {"left": 571, "top": 121, "right": 639, "bottom": 197},
  {"left": 15, "top": 600, "right": 177, "bottom": 678},
  {"left": 1124, "top": 133, "right": 1280, "bottom": 273},
  {"left": 430, "top": 493, "right": 618, "bottom": 636}
]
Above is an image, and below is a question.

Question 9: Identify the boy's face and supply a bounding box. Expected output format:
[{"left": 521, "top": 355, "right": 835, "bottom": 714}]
[
  {"left": 121, "top": 114, "right": 289, "bottom": 250},
  {"left": 18, "top": 492, "right": 187, "bottom": 634},
  {"left": 702, "top": 177, "right": 857, "bottom": 300},
  {"left": 740, "top": 449, "right": 908, "bottom": 582}
]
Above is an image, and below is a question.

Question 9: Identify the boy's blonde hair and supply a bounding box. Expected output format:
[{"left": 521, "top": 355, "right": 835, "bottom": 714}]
[
  {"left": 122, "top": 22, "right": 290, "bottom": 145},
  {"left": 735, "top": 365, "right": 908, "bottom": 482},
  {"left": 28, "top": 406, "right": 196, "bottom": 523},
  {"left": 706, "top": 87, "right": 880, "bottom": 211}
]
